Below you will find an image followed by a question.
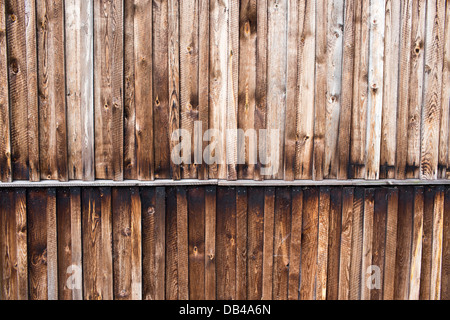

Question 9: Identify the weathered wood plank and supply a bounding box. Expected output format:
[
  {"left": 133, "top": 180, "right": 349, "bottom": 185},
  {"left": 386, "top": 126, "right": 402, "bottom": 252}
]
[
  {"left": 420, "top": 186, "right": 435, "bottom": 300},
  {"left": 261, "top": 187, "right": 275, "bottom": 300},
  {"left": 317, "top": 187, "right": 331, "bottom": 300},
  {"left": 409, "top": 186, "right": 424, "bottom": 300},
  {"left": 430, "top": 186, "right": 444, "bottom": 299},
  {"left": 204, "top": 186, "right": 216, "bottom": 300},
  {"left": 383, "top": 188, "right": 399, "bottom": 300},
  {"left": 176, "top": 186, "right": 189, "bottom": 299},
  {"left": 165, "top": 187, "right": 178, "bottom": 300},
  {"left": 371, "top": 188, "right": 387, "bottom": 300},
  {"left": 236, "top": 187, "right": 247, "bottom": 300},
  {"left": 288, "top": 187, "right": 302, "bottom": 300},
  {"left": 441, "top": 186, "right": 450, "bottom": 299},
  {"left": 338, "top": 187, "right": 354, "bottom": 300},
  {"left": 349, "top": 188, "right": 364, "bottom": 300},
  {"left": 361, "top": 188, "right": 374, "bottom": 300}
]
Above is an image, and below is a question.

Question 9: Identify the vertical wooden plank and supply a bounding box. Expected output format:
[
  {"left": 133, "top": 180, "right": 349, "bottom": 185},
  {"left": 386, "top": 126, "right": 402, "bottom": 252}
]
[
  {"left": 383, "top": 188, "right": 399, "bottom": 300},
  {"left": 441, "top": 186, "right": 450, "bottom": 299},
  {"left": 209, "top": 0, "right": 228, "bottom": 179},
  {"left": 273, "top": 187, "right": 291, "bottom": 300},
  {"left": 205, "top": 186, "right": 216, "bottom": 300},
  {"left": 396, "top": 0, "right": 413, "bottom": 180},
  {"left": 350, "top": 0, "right": 370, "bottom": 179},
  {"left": 188, "top": 187, "right": 206, "bottom": 300},
  {"left": 216, "top": 187, "right": 237, "bottom": 300},
  {"left": 365, "top": 0, "right": 385, "bottom": 180},
  {"left": 94, "top": 0, "right": 124, "bottom": 181},
  {"left": 394, "top": 187, "right": 414, "bottom": 300},
  {"left": 349, "top": 188, "right": 364, "bottom": 300},
  {"left": 57, "top": 188, "right": 83, "bottom": 300},
  {"left": 338, "top": 0, "right": 356, "bottom": 180},
  {"left": 0, "top": 189, "right": 28, "bottom": 300},
  {"left": 248, "top": 188, "right": 265, "bottom": 300},
  {"left": 65, "top": 0, "right": 95, "bottom": 181},
  {"left": 316, "top": 187, "right": 331, "bottom": 300},
  {"left": 0, "top": 0, "right": 11, "bottom": 182},
  {"left": 236, "top": 187, "right": 248, "bottom": 300},
  {"left": 165, "top": 187, "right": 178, "bottom": 300},
  {"left": 27, "top": 188, "right": 57, "bottom": 300},
  {"left": 326, "top": 188, "right": 343, "bottom": 300},
  {"left": 37, "top": 0, "right": 68, "bottom": 181},
  {"left": 296, "top": 0, "right": 316, "bottom": 180},
  {"left": 361, "top": 188, "right": 374, "bottom": 300},
  {"left": 130, "top": 188, "right": 142, "bottom": 300},
  {"left": 430, "top": 186, "right": 444, "bottom": 299},
  {"left": 142, "top": 187, "right": 166, "bottom": 300},
  {"left": 371, "top": 188, "right": 387, "bottom": 300},
  {"left": 226, "top": 0, "right": 239, "bottom": 181},
  {"left": 7, "top": 0, "right": 40, "bottom": 181},
  {"left": 338, "top": 187, "right": 354, "bottom": 300},
  {"left": 380, "top": 0, "right": 400, "bottom": 179},
  {"left": 180, "top": 0, "right": 199, "bottom": 179},
  {"left": 198, "top": 0, "right": 210, "bottom": 180},
  {"left": 324, "top": 0, "right": 344, "bottom": 180},
  {"left": 82, "top": 187, "right": 113, "bottom": 300},
  {"left": 421, "top": 0, "right": 446, "bottom": 180},
  {"left": 300, "top": 188, "right": 319, "bottom": 300},
  {"left": 239, "top": 0, "right": 258, "bottom": 180},
  {"left": 176, "top": 186, "right": 189, "bottom": 299},
  {"left": 134, "top": 0, "right": 153, "bottom": 181},
  {"left": 261, "top": 187, "right": 274, "bottom": 300},
  {"left": 153, "top": 0, "right": 170, "bottom": 179},
  {"left": 419, "top": 186, "right": 435, "bottom": 299},
  {"left": 287, "top": 187, "right": 302, "bottom": 300},
  {"left": 123, "top": 1, "right": 137, "bottom": 180},
  {"left": 168, "top": 0, "right": 181, "bottom": 180},
  {"left": 254, "top": 0, "right": 268, "bottom": 181},
  {"left": 440, "top": 1, "right": 450, "bottom": 179},
  {"left": 408, "top": 187, "right": 424, "bottom": 300}
]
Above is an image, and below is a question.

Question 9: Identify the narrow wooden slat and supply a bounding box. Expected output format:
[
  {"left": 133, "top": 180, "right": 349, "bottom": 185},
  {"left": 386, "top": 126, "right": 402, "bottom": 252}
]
[
  {"left": 430, "top": 186, "right": 444, "bottom": 299},
  {"left": 239, "top": 0, "right": 258, "bottom": 180},
  {"left": 326, "top": 188, "right": 343, "bottom": 300},
  {"left": 338, "top": 187, "right": 354, "bottom": 300},
  {"left": 365, "top": 0, "right": 385, "bottom": 180},
  {"left": 204, "top": 186, "right": 216, "bottom": 300},
  {"left": 287, "top": 187, "right": 302, "bottom": 300},
  {"left": 420, "top": 186, "right": 435, "bottom": 300},
  {"left": 0, "top": 0, "right": 11, "bottom": 182},
  {"left": 0, "top": 189, "right": 28, "bottom": 300},
  {"left": 409, "top": 187, "right": 424, "bottom": 300},
  {"left": 349, "top": 188, "right": 364, "bottom": 300},
  {"left": 153, "top": 0, "right": 170, "bottom": 179},
  {"left": 300, "top": 188, "right": 319, "bottom": 300},
  {"left": 261, "top": 187, "right": 275, "bottom": 300},
  {"left": 57, "top": 188, "right": 82, "bottom": 300},
  {"left": 383, "top": 188, "right": 399, "bottom": 300},
  {"left": 65, "top": 0, "right": 95, "bottom": 181},
  {"left": 273, "top": 187, "right": 291, "bottom": 300},
  {"left": 168, "top": 0, "right": 181, "bottom": 180},
  {"left": 337, "top": 0, "right": 356, "bottom": 180},
  {"left": 27, "top": 188, "right": 57, "bottom": 300},
  {"left": 350, "top": 0, "right": 369, "bottom": 179},
  {"left": 176, "top": 186, "right": 189, "bottom": 300},
  {"left": 188, "top": 187, "right": 206, "bottom": 300},
  {"left": 236, "top": 187, "right": 248, "bottom": 299},
  {"left": 208, "top": 0, "right": 228, "bottom": 179},
  {"left": 295, "top": 0, "right": 316, "bottom": 180},
  {"left": 394, "top": 186, "right": 414, "bottom": 299},
  {"left": 180, "top": 0, "right": 199, "bottom": 179},
  {"left": 82, "top": 187, "right": 113, "bottom": 300},
  {"left": 165, "top": 187, "right": 178, "bottom": 300},
  {"left": 441, "top": 186, "right": 450, "bottom": 299},
  {"left": 7, "top": 0, "right": 40, "bottom": 181},
  {"left": 216, "top": 187, "right": 237, "bottom": 300},
  {"left": 134, "top": 0, "right": 153, "bottom": 181},
  {"left": 323, "top": 0, "right": 344, "bottom": 180},
  {"left": 254, "top": 0, "right": 268, "bottom": 181},
  {"left": 130, "top": 187, "right": 143, "bottom": 300},
  {"left": 316, "top": 187, "right": 331, "bottom": 300},
  {"left": 361, "top": 188, "right": 374, "bottom": 300},
  {"left": 371, "top": 188, "right": 387, "bottom": 300},
  {"left": 94, "top": 0, "right": 124, "bottom": 181},
  {"left": 380, "top": 0, "right": 400, "bottom": 179},
  {"left": 37, "top": 0, "right": 68, "bottom": 181},
  {"left": 421, "top": 0, "right": 446, "bottom": 180}
]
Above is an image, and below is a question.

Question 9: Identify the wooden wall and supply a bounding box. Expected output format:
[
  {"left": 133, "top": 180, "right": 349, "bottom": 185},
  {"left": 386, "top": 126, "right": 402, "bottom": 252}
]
[
  {"left": 0, "top": 185, "right": 448, "bottom": 300},
  {"left": 0, "top": 0, "right": 450, "bottom": 182}
]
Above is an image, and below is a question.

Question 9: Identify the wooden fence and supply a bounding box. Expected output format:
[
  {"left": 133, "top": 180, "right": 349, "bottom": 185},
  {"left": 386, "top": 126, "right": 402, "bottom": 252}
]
[
  {"left": 1, "top": 0, "right": 450, "bottom": 182},
  {"left": 0, "top": 185, "right": 449, "bottom": 300}
]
